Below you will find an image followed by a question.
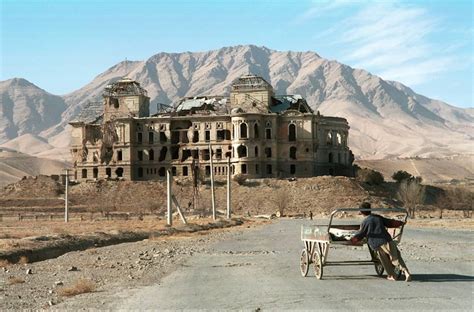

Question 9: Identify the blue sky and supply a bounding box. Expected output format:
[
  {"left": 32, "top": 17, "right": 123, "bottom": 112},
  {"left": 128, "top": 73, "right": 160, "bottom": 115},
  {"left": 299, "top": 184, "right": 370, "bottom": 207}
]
[{"left": 1, "top": 0, "right": 472, "bottom": 108}]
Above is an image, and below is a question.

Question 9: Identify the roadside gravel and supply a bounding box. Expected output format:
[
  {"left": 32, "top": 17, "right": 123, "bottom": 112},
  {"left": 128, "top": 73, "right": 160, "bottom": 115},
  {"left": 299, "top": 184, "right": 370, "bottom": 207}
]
[{"left": 0, "top": 220, "right": 257, "bottom": 310}]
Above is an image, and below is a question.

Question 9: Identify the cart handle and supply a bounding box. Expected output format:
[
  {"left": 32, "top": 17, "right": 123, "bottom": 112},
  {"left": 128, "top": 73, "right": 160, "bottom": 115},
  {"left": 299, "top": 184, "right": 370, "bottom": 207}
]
[{"left": 327, "top": 208, "right": 409, "bottom": 242}]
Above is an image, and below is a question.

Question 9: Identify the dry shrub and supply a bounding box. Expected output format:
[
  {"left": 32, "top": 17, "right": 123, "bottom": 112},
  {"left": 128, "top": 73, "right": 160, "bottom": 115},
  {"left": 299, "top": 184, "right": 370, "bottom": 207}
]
[
  {"left": 437, "top": 186, "right": 473, "bottom": 218},
  {"left": 18, "top": 256, "right": 29, "bottom": 264},
  {"left": 356, "top": 168, "right": 384, "bottom": 185},
  {"left": 0, "top": 259, "right": 10, "bottom": 267},
  {"left": 233, "top": 174, "right": 247, "bottom": 185},
  {"left": 8, "top": 276, "right": 25, "bottom": 285},
  {"left": 58, "top": 279, "right": 96, "bottom": 297}
]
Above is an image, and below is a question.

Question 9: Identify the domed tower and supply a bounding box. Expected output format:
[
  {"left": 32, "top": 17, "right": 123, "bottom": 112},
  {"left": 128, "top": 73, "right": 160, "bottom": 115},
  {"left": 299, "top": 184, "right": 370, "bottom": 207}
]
[
  {"left": 230, "top": 74, "right": 273, "bottom": 113},
  {"left": 103, "top": 78, "right": 150, "bottom": 121}
]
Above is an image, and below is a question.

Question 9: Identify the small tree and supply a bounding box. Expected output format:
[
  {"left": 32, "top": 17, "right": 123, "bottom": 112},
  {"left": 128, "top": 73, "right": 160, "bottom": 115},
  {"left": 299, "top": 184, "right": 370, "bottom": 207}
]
[
  {"left": 273, "top": 188, "right": 289, "bottom": 217},
  {"left": 392, "top": 170, "right": 413, "bottom": 183},
  {"left": 397, "top": 179, "right": 426, "bottom": 218},
  {"left": 356, "top": 168, "right": 384, "bottom": 185}
]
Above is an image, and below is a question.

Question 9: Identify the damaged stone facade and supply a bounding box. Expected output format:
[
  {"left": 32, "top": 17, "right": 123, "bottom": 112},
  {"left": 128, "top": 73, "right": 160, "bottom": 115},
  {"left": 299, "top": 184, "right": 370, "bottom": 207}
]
[{"left": 69, "top": 75, "right": 354, "bottom": 181}]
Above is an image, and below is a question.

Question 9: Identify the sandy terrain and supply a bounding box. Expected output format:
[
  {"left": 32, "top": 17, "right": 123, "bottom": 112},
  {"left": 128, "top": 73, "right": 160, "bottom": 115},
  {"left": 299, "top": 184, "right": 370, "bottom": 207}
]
[{"left": 0, "top": 150, "right": 68, "bottom": 187}]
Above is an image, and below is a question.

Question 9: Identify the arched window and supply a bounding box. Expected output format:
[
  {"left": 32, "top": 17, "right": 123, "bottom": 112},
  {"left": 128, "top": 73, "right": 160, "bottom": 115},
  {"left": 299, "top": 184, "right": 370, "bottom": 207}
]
[
  {"left": 158, "top": 167, "right": 166, "bottom": 177},
  {"left": 82, "top": 169, "right": 88, "bottom": 179},
  {"left": 336, "top": 133, "right": 342, "bottom": 145},
  {"left": 240, "top": 123, "right": 248, "bottom": 139},
  {"left": 159, "top": 147, "right": 167, "bottom": 162},
  {"left": 289, "top": 146, "right": 297, "bottom": 159},
  {"left": 254, "top": 146, "right": 259, "bottom": 157},
  {"left": 327, "top": 132, "right": 333, "bottom": 145},
  {"left": 254, "top": 123, "right": 259, "bottom": 139},
  {"left": 328, "top": 152, "right": 333, "bottom": 163},
  {"left": 289, "top": 124, "right": 296, "bottom": 141},
  {"left": 149, "top": 149, "right": 154, "bottom": 161},
  {"left": 237, "top": 145, "right": 247, "bottom": 158},
  {"left": 115, "top": 167, "right": 124, "bottom": 178},
  {"left": 138, "top": 167, "right": 143, "bottom": 178}
]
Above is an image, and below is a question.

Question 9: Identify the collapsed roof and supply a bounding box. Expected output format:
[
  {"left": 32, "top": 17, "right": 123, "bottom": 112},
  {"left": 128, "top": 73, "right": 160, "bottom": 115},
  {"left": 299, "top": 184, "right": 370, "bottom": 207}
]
[
  {"left": 71, "top": 101, "right": 103, "bottom": 124},
  {"left": 103, "top": 78, "right": 148, "bottom": 97},
  {"left": 231, "top": 74, "right": 273, "bottom": 91}
]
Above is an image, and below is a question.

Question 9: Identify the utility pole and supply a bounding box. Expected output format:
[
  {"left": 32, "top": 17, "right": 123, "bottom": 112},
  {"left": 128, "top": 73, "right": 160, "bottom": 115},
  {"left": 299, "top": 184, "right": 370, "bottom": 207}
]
[
  {"left": 167, "top": 169, "right": 172, "bottom": 226},
  {"left": 209, "top": 143, "right": 216, "bottom": 220},
  {"left": 227, "top": 156, "right": 231, "bottom": 219},
  {"left": 64, "top": 169, "right": 69, "bottom": 223}
]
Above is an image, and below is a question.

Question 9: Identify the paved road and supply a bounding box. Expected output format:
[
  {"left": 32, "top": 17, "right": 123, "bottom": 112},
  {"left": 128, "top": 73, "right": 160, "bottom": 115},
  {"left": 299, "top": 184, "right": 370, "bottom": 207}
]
[{"left": 113, "top": 220, "right": 473, "bottom": 311}]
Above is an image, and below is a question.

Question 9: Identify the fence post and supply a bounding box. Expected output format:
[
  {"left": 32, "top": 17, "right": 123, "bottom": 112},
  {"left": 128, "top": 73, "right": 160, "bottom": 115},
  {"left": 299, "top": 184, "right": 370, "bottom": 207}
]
[
  {"left": 209, "top": 143, "right": 216, "bottom": 220},
  {"left": 227, "top": 156, "right": 231, "bottom": 219},
  {"left": 167, "top": 169, "right": 172, "bottom": 226}
]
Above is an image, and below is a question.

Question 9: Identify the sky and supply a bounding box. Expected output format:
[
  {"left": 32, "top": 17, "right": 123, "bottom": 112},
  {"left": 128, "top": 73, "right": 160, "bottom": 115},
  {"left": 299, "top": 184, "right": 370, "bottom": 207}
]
[{"left": 1, "top": 0, "right": 472, "bottom": 108}]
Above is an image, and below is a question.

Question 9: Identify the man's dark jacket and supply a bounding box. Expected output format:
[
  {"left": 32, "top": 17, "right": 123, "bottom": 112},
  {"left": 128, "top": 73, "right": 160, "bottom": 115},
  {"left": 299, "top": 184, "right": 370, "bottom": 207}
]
[{"left": 352, "top": 214, "right": 399, "bottom": 250}]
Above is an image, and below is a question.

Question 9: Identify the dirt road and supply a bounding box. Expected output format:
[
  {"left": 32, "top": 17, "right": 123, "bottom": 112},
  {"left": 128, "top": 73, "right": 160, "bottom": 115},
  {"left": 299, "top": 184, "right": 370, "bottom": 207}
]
[{"left": 98, "top": 220, "right": 473, "bottom": 311}]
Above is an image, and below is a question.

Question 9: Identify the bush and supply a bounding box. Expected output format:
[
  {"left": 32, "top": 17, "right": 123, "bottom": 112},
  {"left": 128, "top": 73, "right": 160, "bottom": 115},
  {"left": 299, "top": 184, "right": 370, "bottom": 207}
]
[
  {"left": 392, "top": 170, "right": 413, "bottom": 183},
  {"left": 233, "top": 174, "right": 247, "bottom": 185},
  {"left": 58, "top": 279, "right": 96, "bottom": 297},
  {"left": 356, "top": 168, "right": 384, "bottom": 185}
]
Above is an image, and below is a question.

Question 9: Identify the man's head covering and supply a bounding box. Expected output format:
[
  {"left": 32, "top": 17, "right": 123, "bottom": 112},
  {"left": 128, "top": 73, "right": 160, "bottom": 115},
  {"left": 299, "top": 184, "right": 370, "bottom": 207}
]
[{"left": 359, "top": 202, "right": 371, "bottom": 215}]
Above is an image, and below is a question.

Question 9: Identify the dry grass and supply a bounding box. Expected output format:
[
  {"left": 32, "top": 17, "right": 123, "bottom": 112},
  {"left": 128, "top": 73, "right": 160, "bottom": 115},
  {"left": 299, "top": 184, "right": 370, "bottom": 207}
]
[
  {"left": 8, "top": 276, "right": 25, "bottom": 285},
  {"left": 57, "top": 279, "right": 96, "bottom": 297}
]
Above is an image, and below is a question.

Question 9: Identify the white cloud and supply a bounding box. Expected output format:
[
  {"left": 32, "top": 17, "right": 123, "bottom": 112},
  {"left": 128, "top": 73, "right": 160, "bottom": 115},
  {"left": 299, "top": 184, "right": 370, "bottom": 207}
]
[
  {"left": 302, "top": 1, "right": 468, "bottom": 87},
  {"left": 294, "top": 0, "right": 358, "bottom": 24}
]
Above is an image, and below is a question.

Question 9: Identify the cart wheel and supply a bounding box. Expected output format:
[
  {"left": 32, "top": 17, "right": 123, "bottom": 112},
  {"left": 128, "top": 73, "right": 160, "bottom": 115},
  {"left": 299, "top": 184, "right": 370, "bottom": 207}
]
[
  {"left": 300, "top": 249, "right": 309, "bottom": 277},
  {"left": 374, "top": 261, "right": 384, "bottom": 276},
  {"left": 313, "top": 253, "right": 323, "bottom": 279}
]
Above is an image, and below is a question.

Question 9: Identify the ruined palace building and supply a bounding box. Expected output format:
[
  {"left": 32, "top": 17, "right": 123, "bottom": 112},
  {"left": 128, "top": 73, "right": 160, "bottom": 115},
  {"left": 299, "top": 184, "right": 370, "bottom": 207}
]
[{"left": 70, "top": 75, "right": 354, "bottom": 181}]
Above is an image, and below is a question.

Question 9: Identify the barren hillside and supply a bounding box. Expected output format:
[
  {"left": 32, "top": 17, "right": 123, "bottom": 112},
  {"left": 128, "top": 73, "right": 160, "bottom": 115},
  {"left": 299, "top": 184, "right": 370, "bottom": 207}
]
[
  {"left": 0, "top": 78, "right": 67, "bottom": 143},
  {"left": 0, "top": 149, "right": 68, "bottom": 186},
  {"left": 356, "top": 155, "right": 474, "bottom": 184},
  {"left": 0, "top": 175, "right": 396, "bottom": 217}
]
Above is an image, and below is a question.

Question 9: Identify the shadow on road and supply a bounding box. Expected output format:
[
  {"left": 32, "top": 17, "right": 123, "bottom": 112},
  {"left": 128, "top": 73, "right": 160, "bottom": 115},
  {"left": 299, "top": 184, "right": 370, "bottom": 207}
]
[
  {"left": 315, "top": 275, "right": 386, "bottom": 280},
  {"left": 413, "top": 274, "right": 474, "bottom": 282},
  {"left": 305, "top": 274, "right": 474, "bottom": 282}
]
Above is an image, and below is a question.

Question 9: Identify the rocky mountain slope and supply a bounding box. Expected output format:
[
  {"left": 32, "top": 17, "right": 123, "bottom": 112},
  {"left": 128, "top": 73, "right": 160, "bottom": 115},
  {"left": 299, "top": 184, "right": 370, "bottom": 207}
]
[
  {"left": 1, "top": 45, "right": 473, "bottom": 160},
  {"left": 0, "top": 78, "right": 67, "bottom": 143}
]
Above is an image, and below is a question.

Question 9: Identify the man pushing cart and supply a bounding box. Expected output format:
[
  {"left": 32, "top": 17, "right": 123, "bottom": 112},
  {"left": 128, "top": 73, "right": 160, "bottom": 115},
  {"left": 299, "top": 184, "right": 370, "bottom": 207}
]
[{"left": 300, "top": 202, "right": 411, "bottom": 281}]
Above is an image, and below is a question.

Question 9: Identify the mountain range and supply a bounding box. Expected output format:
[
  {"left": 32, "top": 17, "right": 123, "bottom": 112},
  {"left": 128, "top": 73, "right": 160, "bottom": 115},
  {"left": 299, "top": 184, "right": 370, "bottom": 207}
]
[{"left": 0, "top": 45, "right": 472, "bottom": 163}]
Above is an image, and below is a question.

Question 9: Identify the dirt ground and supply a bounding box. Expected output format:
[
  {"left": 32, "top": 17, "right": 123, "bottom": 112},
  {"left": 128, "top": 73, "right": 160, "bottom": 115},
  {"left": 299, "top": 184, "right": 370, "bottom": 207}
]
[
  {"left": 0, "top": 174, "right": 472, "bottom": 309},
  {"left": 0, "top": 220, "right": 262, "bottom": 310},
  {"left": 1, "top": 218, "right": 472, "bottom": 311}
]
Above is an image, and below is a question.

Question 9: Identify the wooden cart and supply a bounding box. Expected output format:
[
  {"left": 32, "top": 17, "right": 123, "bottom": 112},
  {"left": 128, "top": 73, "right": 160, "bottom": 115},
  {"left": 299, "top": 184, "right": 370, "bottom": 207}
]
[{"left": 300, "top": 208, "right": 408, "bottom": 279}]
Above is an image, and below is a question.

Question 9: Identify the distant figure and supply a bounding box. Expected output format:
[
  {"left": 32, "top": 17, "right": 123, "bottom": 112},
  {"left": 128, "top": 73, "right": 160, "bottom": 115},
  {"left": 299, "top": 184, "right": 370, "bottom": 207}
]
[
  {"left": 309, "top": 211, "right": 313, "bottom": 220},
  {"left": 350, "top": 202, "right": 412, "bottom": 282}
]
